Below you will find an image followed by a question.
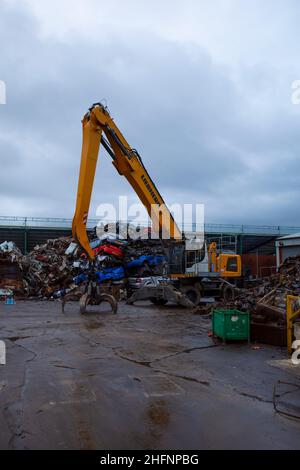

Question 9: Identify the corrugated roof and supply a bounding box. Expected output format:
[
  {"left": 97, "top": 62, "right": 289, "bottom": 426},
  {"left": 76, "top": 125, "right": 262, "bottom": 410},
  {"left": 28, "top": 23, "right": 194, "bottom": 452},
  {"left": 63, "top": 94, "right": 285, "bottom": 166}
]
[{"left": 277, "top": 233, "right": 300, "bottom": 240}]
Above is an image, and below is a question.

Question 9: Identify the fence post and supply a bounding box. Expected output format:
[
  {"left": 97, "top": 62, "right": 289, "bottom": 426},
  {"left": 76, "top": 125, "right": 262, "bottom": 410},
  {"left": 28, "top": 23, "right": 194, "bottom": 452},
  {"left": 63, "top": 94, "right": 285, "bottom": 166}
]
[
  {"left": 239, "top": 234, "right": 243, "bottom": 254},
  {"left": 24, "top": 217, "right": 28, "bottom": 254}
]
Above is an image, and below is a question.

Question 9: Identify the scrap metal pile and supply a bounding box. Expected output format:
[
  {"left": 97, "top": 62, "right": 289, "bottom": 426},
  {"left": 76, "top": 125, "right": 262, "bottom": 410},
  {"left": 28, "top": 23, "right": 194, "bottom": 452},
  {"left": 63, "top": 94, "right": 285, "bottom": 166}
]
[
  {"left": 24, "top": 237, "right": 76, "bottom": 297},
  {"left": 0, "top": 237, "right": 76, "bottom": 297},
  {"left": 0, "top": 234, "right": 167, "bottom": 298},
  {"left": 0, "top": 241, "right": 25, "bottom": 295},
  {"left": 219, "top": 254, "right": 300, "bottom": 314},
  {"left": 214, "top": 254, "right": 300, "bottom": 345}
]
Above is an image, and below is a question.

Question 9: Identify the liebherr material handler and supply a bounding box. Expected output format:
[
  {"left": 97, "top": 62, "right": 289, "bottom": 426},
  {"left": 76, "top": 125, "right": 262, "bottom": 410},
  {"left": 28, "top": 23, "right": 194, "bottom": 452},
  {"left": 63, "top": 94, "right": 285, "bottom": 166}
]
[{"left": 72, "top": 103, "right": 241, "bottom": 306}]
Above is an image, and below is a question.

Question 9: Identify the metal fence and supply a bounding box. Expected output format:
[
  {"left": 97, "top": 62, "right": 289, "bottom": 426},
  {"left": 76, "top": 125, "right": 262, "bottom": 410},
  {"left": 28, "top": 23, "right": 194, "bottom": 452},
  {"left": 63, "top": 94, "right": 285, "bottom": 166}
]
[{"left": 0, "top": 216, "right": 299, "bottom": 236}]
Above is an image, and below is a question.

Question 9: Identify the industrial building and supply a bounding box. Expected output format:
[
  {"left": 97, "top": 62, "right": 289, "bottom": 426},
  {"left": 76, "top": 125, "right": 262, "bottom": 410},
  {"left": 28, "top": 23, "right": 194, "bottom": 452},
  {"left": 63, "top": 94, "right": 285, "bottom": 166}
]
[{"left": 276, "top": 233, "right": 300, "bottom": 268}]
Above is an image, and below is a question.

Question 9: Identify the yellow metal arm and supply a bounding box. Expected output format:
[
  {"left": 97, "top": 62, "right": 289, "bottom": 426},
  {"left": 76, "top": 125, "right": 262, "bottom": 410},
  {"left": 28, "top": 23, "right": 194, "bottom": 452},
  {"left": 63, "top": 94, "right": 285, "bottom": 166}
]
[
  {"left": 208, "top": 242, "right": 217, "bottom": 273},
  {"left": 286, "top": 295, "right": 300, "bottom": 354},
  {"left": 72, "top": 103, "right": 181, "bottom": 259}
]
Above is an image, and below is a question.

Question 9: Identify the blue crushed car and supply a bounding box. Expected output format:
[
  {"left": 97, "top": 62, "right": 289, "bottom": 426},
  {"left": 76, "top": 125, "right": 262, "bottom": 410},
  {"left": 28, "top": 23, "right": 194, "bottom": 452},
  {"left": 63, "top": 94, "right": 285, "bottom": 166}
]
[
  {"left": 125, "top": 255, "right": 167, "bottom": 269},
  {"left": 73, "top": 267, "right": 125, "bottom": 285},
  {"left": 95, "top": 266, "right": 125, "bottom": 282}
]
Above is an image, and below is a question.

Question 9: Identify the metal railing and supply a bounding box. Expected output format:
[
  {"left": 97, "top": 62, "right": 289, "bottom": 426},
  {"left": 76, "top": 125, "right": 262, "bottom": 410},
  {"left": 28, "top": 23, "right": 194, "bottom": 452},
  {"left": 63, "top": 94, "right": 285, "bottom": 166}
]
[{"left": 0, "top": 216, "right": 299, "bottom": 236}]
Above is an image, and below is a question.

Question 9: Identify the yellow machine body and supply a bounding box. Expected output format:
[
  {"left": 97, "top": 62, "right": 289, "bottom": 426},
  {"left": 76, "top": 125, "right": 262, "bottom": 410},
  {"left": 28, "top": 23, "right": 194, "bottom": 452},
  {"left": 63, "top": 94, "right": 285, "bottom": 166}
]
[
  {"left": 208, "top": 242, "right": 241, "bottom": 278},
  {"left": 217, "top": 254, "right": 242, "bottom": 278}
]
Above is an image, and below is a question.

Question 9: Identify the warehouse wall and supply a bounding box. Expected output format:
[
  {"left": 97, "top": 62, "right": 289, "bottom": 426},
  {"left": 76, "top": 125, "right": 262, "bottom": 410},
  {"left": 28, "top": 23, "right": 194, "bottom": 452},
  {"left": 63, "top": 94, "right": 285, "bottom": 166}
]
[
  {"left": 241, "top": 254, "right": 276, "bottom": 277},
  {"left": 278, "top": 244, "right": 300, "bottom": 266},
  {"left": 282, "top": 245, "right": 300, "bottom": 259},
  {"left": 0, "top": 228, "right": 25, "bottom": 251},
  {"left": 0, "top": 227, "right": 72, "bottom": 253},
  {"left": 276, "top": 236, "right": 300, "bottom": 267}
]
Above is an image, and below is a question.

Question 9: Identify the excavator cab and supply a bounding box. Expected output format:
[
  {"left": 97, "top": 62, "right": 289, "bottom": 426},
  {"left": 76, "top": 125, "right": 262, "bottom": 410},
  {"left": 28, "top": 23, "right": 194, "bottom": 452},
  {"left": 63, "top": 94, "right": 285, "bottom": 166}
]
[
  {"left": 217, "top": 253, "right": 241, "bottom": 278},
  {"left": 208, "top": 242, "right": 241, "bottom": 278}
]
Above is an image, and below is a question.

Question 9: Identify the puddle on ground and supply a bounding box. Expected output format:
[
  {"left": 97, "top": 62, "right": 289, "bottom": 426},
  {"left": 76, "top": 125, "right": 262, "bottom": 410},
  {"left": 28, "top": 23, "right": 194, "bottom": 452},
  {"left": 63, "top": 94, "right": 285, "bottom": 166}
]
[
  {"left": 84, "top": 320, "right": 103, "bottom": 330},
  {"left": 147, "top": 399, "right": 170, "bottom": 426}
]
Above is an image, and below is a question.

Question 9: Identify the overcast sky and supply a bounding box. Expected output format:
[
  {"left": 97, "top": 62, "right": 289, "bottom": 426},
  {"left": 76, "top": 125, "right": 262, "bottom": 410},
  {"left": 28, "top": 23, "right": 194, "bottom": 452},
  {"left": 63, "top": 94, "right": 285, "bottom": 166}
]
[{"left": 0, "top": 0, "right": 300, "bottom": 226}]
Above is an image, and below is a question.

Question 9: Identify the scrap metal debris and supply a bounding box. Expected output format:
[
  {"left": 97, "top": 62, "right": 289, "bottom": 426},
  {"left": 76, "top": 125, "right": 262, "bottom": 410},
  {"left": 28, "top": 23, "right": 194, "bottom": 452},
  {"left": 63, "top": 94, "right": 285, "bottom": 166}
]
[
  {"left": 210, "top": 254, "right": 300, "bottom": 346},
  {"left": 0, "top": 234, "right": 168, "bottom": 299},
  {"left": 2, "top": 232, "right": 300, "bottom": 319},
  {"left": 211, "top": 254, "right": 300, "bottom": 313},
  {"left": 0, "top": 241, "right": 24, "bottom": 293},
  {"left": 23, "top": 237, "right": 77, "bottom": 297}
]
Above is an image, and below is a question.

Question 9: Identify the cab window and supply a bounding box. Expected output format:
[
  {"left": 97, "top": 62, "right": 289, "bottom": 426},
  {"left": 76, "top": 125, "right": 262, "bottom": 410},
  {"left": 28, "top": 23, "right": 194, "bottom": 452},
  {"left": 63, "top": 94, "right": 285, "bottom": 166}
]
[
  {"left": 186, "top": 249, "right": 205, "bottom": 268},
  {"left": 226, "top": 256, "right": 238, "bottom": 272}
]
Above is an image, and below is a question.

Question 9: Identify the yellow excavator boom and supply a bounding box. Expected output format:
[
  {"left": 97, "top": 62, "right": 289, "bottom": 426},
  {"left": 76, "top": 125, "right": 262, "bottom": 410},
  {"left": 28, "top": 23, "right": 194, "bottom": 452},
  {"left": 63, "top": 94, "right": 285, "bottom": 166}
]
[{"left": 72, "top": 103, "right": 181, "bottom": 259}]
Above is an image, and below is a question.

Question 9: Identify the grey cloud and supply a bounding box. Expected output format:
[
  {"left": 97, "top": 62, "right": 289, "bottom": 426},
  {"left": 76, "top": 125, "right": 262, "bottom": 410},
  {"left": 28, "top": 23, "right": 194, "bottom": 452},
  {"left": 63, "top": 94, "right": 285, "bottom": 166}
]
[{"left": 0, "top": 1, "right": 299, "bottom": 226}]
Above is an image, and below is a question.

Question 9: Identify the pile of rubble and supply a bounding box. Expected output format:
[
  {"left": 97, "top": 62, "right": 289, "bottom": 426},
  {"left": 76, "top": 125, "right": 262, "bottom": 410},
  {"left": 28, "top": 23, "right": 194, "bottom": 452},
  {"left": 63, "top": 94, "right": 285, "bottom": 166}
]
[
  {"left": 217, "top": 254, "right": 300, "bottom": 317},
  {"left": 0, "top": 241, "right": 23, "bottom": 264},
  {"left": 0, "top": 234, "right": 168, "bottom": 299},
  {"left": 196, "top": 255, "right": 300, "bottom": 346},
  {"left": 69, "top": 235, "right": 167, "bottom": 293},
  {"left": 0, "top": 241, "right": 25, "bottom": 296},
  {"left": 2, "top": 231, "right": 300, "bottom": 311},
  {"left": 23, "top": 237, "right": 78, "bottom": 297}
]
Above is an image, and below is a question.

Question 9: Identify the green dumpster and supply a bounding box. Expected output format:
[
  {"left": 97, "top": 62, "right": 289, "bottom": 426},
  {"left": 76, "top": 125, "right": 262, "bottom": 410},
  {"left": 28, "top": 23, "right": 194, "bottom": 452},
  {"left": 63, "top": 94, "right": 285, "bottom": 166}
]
[{"left": 212, "top": 309, "right": 250, "bottom": 342}]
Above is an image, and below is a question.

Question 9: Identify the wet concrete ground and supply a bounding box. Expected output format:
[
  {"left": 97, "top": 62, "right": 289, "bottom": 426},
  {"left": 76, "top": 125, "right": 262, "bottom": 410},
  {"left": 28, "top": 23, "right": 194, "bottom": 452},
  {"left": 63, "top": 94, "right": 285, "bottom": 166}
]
[{"left": 1, "top": 300, "right": 300, "bottom": 450}]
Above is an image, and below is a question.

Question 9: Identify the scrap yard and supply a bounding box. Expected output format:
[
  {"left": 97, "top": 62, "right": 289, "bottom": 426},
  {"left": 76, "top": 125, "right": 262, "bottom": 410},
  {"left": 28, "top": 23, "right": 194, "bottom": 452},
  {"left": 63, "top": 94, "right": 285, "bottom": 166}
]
[
  {"left": 1, "top": 221, "right": 300, "bottom": 450},
  {"left": 2, "top": 1, "right": 300, "bottom": 454},
  {"left": 0, "top": 102, "right": 300, "bottom": 453},
  {"left": 1, "top": 102, "right": 300, "bottom": 452}
]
